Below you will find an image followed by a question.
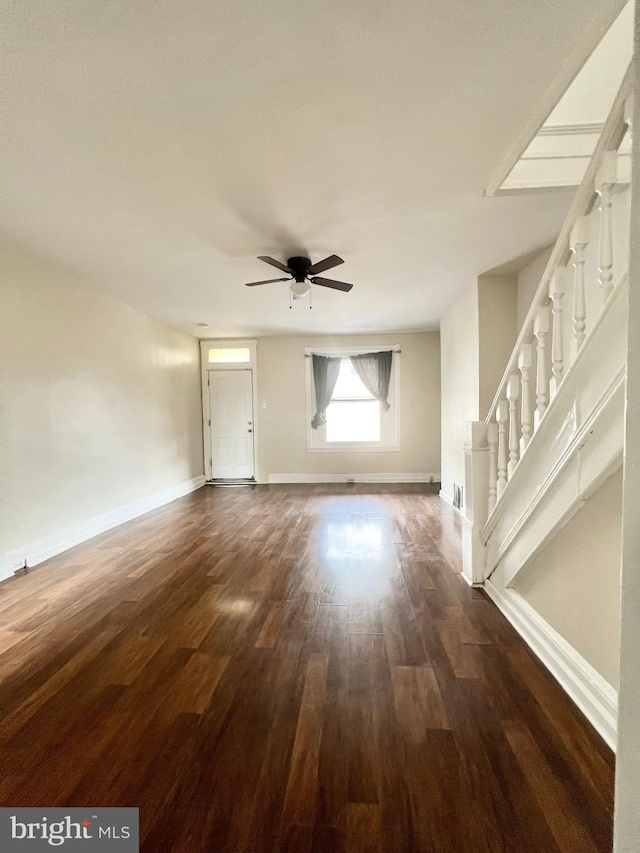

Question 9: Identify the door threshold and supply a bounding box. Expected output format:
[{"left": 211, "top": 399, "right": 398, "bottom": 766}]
[{"left": 207, "top": 478, "right": 257, "bottom": 487}]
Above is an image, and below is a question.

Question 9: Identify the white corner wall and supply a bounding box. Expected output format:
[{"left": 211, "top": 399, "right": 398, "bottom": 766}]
[
  {"left": 0, "top": 241, "right": 204, "bottom": 575},
  {"left": 516, "top": 246, "right": 553, "bottom": 330},
  {"left": 255, "top": 332, "right": 440, "bottom": 482},
  {"left": 440, "top": 285, "right": 479, "bottom": 504},
  {"left": 478, "top": 274, "right": 519, "bottom": 419}
]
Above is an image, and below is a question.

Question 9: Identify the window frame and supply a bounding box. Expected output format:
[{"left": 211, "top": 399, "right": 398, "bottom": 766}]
[{"left": 305, "top": 345, "right": 401, "bottom": 453}]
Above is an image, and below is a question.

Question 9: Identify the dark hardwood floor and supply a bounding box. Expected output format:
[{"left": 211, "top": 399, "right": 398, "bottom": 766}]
[{"left": 0, "top": 484, "right": 614, "bottom": 852}]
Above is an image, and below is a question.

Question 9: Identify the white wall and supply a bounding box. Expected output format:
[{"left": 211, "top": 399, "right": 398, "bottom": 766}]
[
  {"left": 514, "top": 469, "right": 623, "bottom": 689},
  {"left": 478, "top": 274, "right": 519, "bottom": 418},
  {"left": 440, "top": 285, "right": 479, "bottom": 503},
  {"left": 254, "top": 333, "right": 440, "bottom": 481},
  {"left": 440, "top": 273, "right": 519, "bottom": 504},
  {"left": 517, "top": 246, "right": 553, "bottom": 330},
  {"left": 0, "top": 241, "right": 204, "bottom": 564}
]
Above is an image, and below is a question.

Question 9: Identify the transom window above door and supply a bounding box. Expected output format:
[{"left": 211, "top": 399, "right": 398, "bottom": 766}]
[{"left": 208, "top": 347, "right": 251, "bottom": 364}]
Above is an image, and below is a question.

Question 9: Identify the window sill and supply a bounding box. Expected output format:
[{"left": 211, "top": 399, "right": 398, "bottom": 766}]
[{"left": 306, "top": 444, "right": 401, "bottom": 453}]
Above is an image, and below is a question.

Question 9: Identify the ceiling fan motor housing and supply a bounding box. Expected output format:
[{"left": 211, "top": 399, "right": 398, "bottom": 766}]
[{"left": 287, "top": 256, "right": 312, "bottom": 281}]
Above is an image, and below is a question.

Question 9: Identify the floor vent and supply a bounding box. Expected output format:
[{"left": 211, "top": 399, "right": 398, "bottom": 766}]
[{"left": 452, "top": 483, "right": 463, "bottom": 510}]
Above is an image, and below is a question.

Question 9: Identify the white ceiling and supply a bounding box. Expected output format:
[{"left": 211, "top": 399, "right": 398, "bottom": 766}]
[{"left": 1, "top": 0, "right": 622, "bottom": 337}]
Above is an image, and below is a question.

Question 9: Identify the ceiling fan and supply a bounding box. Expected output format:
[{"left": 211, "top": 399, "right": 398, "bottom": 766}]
[{"left": 245, "top": 255, "right": 354, "bottom": 294}]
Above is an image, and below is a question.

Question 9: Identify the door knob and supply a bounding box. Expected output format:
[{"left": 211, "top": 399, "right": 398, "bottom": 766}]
[{"left": 248, "top": 429, "right": 253, "bottom": 433}]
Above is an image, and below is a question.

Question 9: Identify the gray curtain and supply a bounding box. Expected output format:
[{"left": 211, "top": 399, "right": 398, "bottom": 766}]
[
  {"left": 311, "top": 354, "right": 342, "bottom": 429},
  {"left": 349, "top": 351, "right": 393, "bottom": 411}
]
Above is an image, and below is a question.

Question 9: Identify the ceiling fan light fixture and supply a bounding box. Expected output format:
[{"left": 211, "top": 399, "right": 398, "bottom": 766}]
[{"left": 290, "top": 280, "right": 311, "bottom": 299}]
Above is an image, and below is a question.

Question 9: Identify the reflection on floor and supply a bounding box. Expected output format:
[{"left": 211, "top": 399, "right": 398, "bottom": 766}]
[{"left": 0, "top": 484, "right": 614, "bottom": 852}]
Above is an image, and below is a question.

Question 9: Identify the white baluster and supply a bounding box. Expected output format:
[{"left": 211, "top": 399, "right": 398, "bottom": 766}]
[
  {"left": 487, "top": 421, "right": 498, "bottom": 513},
  {"left": 625, "top": 92, "right": 633, "bottom": 132},
  {"left": 496, "top": 400, "right": 508, "bottom": 498},
  {"left": 595, "top": 151, "right": 617, "bottom": 305},
  {"left": 518, "top": 343, "right": 533, "bottom": 454},
  {"left": 570, "top": 216, "right": 589, "bottom": 359},
  {"left": 549, "top": 266, "right": 567, "bottom": 400},
  {"left": 534, "top": 305, "right": 550, "bottom": 428},
  {"left": 507, "top": 375, "right": 520, "bottom": 477}
]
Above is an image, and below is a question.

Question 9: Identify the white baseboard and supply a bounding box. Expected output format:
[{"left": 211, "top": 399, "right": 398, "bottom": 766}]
[
  {"left": 0, "top": 474, "right": 206, "bottom": 583},
  {"left": 267, "top": 472, "right": 440, "bottom": 485},
  {"left": 485, "top": 580, "right": 618, "bottom": 751}
]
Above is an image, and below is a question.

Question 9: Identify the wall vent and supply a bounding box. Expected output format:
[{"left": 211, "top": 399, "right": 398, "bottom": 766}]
[{"left": 452, "top": 483, "right": 463, "bottom": 510}]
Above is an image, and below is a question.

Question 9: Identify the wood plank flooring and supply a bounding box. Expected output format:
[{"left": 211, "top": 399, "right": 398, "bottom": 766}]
[{"left": 0, "top": 484, "right": 614, "bottom": 852}]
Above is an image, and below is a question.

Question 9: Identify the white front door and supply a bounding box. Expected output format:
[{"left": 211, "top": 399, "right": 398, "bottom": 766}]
[{"left": 209, "top": 370, "right": 255, "bottom": 479}]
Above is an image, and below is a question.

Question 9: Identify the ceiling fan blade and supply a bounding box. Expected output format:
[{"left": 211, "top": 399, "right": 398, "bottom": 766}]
[
  {"left": 257, "top": 256, "right": 292, "bottom": 274},
  {"left": 310, "top": 276, "right": 353, "bottom": 292},
  {"left": 308, "top": 254, "right": 344, "bottom": 275},
  {"left": 245, "top": 277, "right": 291, "bottom": 286}
]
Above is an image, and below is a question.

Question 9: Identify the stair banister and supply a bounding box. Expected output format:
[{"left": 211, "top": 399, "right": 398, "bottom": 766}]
[
  {"left": 477, "top": 62, "right": 632, "bottom": 533},
  {"left": 484, "top": 63, "right": 632, "bottom": 438},
  {"left": 462, "top": 65, "right": 632, "bottom": 588}
]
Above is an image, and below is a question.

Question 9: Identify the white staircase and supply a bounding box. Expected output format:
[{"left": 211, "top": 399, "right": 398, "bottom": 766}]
[{"left": 462, "top": 66, "right": 632, "bottom": 748}]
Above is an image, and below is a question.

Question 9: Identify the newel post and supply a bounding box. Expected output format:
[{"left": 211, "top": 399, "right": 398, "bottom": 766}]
[{"left": 462, "top": 421, "right": 490, "bottom": 586}]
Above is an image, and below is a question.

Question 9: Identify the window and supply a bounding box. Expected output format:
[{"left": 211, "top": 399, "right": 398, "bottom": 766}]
[
  {"left": 208, "top": 347, "right": 251, "bottom": 364},
  {"left": 306, "top": 347, "right": 400, "bottom": 452},
  {"left": 325, "top": 360, "right": 380, "bottom": 442}
]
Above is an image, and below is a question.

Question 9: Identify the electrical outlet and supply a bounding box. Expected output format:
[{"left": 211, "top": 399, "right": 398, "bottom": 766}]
[
  {"left": 12, "top": 558, "right": 28, "bottom": 577},
  {"left": 429, "top": 475, "right": 434, "bottom": 483},
  {"left": 347, "top": 477, "right": 355, "bottom": 484}
]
